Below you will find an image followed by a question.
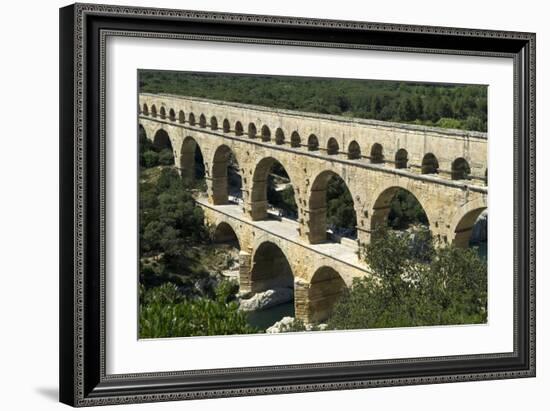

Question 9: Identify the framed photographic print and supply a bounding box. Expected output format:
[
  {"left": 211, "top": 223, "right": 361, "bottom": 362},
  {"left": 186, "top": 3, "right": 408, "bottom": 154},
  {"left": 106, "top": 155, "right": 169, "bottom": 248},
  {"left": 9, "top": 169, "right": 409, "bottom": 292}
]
[{"left": 59, "top": 3, "right": 536, "bottom": 407}]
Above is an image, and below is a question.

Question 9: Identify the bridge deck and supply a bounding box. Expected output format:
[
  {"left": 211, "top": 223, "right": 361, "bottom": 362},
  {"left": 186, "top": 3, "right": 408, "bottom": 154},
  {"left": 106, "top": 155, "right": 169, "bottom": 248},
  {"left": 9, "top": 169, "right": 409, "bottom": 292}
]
[{"left": 195, "top": 197, "right": 368, "bottom": 273}]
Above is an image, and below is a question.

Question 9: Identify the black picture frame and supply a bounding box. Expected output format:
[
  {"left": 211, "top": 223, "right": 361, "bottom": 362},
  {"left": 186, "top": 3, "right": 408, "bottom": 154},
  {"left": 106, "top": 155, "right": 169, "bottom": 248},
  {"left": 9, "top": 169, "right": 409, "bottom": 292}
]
[{"left": 59, "top": 3, "right": 536, "bottom": 407}]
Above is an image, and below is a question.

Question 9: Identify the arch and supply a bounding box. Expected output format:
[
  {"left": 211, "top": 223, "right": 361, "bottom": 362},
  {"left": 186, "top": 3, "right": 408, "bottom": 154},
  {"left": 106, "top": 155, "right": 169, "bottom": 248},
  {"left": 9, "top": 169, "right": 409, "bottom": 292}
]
[
  {"left": 451, "top": 157, "right": 471, "bottom": 180},
  {"left": 395, "top": 149, "right": 408, "bottom": 169},
  {"left": 327, "top": 138, "right": 339, "bottom": 155},
  {"left": 188, "top": 112, "right": 196, "bottom": 126},
  {"left": 142, "top": 103, "right": 149, "bottom": 116},
  {"left": 250, "top": 241, "right": 294, "bottom": 293},
  {"left": 222, "top": 119, "right": 230, "bottom": 133},
  {"left": 235, "top": 121, "right": 244, "bottom": 136},
  {"left": 370, "top": 186, "right": 429, "bottom": 233},
  {"left": 308, "top": 134, "right": 319, "bottom": 151},
  {"left": 168, "top": 108, "right": 176, "bottom": 121},
  {"left": 307, "top": 170, "right": 357, "bottom": 244},
  {"left": 370, "top": 143, "right": 384, "bottom": 164},
  {"left": 449, "top": 199, "right": 487, "bottom": 248},
  {"left": 212, "top": 222, "right": 240, "bottom": 249},
  {"left": 179, "top": 136, "right": 205, "bottom": 182},
  {"left": 275, "top": 128, "right": 285, "bottom": 145},
  {"left": 199, "top": 114, "right": 207, "bottom": 128},
  {"left": 421, "top": 153, "right": 439, "bottom": 174},
  {"left": 211, "top": 145, "right": 242, "bottom": 205},
  {"left": 347, "top": 141, "right": 361, "bottom": 159},
  {"left": 152, "top": 128, "right": 173, "bottom": 152},
  {"left": 307, "top": 266, "right": 347, "bottom": 323},
  {"left": 159, "top": 106, "right": 166, "bottom": 119},
  {"left": 261, "top": 125, "right": 271, "bottom": 142},
  {"left": 210, "top": 116, "right": 218, "bottom": 130},
  {"left": 178, "top": 110, "right": 185, "bottom": 123},
  {"left": 250, "top": 157, "right": 297, "bottom": 221},
  {"left": 290, "top": 131, "right": 301, "bottom": 148},
  {"left": 151, "top": 104, "right": 157, "bottom": 118},
  {"left": 138, "top": 124, "right": 147, "bottom": 141},
  {"left": 248, "top": 122, "right": 257, "bottom": 138}
]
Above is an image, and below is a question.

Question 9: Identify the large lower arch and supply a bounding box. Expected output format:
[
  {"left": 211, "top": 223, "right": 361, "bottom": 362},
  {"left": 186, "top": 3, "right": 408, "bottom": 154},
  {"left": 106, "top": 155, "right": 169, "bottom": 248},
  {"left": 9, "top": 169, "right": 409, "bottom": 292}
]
[
  {"left": 211, "top": 145, "right": 242, "bottom": 205},
  {"left": 449, "top": 200, "right": 487, "bottom": 248},
  {"left": 307, "top": 170, "right": 357, "bottom": 244},
  {"left": 249, "top": 157, "right": 296, "bottom": 221},
  {"left": 212, "top": 222, "right": 240, "bottom": 249},
  {"left": 179, "top": 136, "right": 205, "bottom": 183},
  {"left": 306, "top": 266, "right": 347, "bottom": 323},
  {"left": 370, "top": 186, "right": 429, "bottom": 233},
  {"left": 249, "top": 241, "right": 294, "bottom": 293}
]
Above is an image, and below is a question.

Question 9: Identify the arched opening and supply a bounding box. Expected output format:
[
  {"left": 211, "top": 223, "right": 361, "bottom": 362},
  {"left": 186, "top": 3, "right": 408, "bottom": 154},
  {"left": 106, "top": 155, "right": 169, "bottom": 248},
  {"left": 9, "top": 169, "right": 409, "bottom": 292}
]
[
  {"left": 142, "top": 103, "right": 149, "bottom": 115},
  {"left": 138, "top": 124, "right": 147, "bottom": 141},
  {"left": 421, "top": 153, "right": 439, "bottom": 174},
  {"left": 178, "top": 110, "right": 185, "bottom": 123},
  {"left": 212, "top": 222, "right": 240, "bottom": 249},
  {"left": 348, "top": 141, "right": 361, "bottom": 159},
  {"left": 250, "top": 157, "right": 298, "bottom": 221},
  {"left": 152, "top": 129, "right": 175, "bottom": 166},
  {"left": 261, "top": 125, "right": 271, "bottom": 142},
  {"left": 290, "top": 131, "right": 301, "bottom": 148},
  {"left": 211, "top": 145, "right": 242, "bottom": 205},
  {"left": 222, "top": 119, "right": 230, "bottom": 133},
  {"left": 151, "top": 104, "right": 157, "bottom": 118},
  {"left": 327, "top": 138, "right": 339, "bottom": 155},
  {"left": 370, "top": 187, "right": 429, "bottom": 234},
  {"left": 179, "top": 136, "right": 206, "bottom": 186},
  {"left": 453, "top": 207, "right": 487, "bottom": 251},
  {"left": 210, "top": 116, "right": 218, "bottom": 130},
  {"left": 249, "top": 242, "right": 294, "bottom": 294},
  {"left": 451, "top": 157, "right": 471, "bottom": 180},
  {"left": 235, "top": 121, "right": 244, "bottom": 136},
  {"left": 199, "top": 114, "right": 207, "bottom": 128},
  {"left": 395, "top": 149, "right": 408, "bottom": 169},
  {"left": 159, "top": 107, "right": 166, "bottom": 119},
  {"left": 245, "top": 241, "right": 296, "bottom": 330},
  {"left": 275, "top": 128, "right": 285, "bottom": 145},
  {"left": 188, "top": 112, "right": 196, "bottom": 126},
  {"left": 308, "top": 267, "right": 347, "bottom": 323},
  {"left": 168, "top": 108, "right": 176, "bottom": 121},
  {"left": 370, "top": 143, "right": 384, "bottom": 164},
  {"left": 248, "top": 123, "right": 257, "bottom": 138},
  {"left": 307, "top": 171, "right": 357, "bottom": 244},
  {"left": 308, "top": 134, "right": 319, "bottom": 151}
]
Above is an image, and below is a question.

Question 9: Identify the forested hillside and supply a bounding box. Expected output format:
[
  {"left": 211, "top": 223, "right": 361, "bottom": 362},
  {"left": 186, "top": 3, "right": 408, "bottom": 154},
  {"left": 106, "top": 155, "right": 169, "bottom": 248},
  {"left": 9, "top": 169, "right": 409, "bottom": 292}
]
[{"left": 139, "top": 71, "right": 487, "bottom": 132}]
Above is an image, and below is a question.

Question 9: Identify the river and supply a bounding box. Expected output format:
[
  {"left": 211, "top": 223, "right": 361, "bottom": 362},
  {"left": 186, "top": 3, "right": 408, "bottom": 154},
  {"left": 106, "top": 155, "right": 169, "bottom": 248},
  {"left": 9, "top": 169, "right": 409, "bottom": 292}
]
[{"left": 246, "top": 301, "right": 295, "bottom": 331}]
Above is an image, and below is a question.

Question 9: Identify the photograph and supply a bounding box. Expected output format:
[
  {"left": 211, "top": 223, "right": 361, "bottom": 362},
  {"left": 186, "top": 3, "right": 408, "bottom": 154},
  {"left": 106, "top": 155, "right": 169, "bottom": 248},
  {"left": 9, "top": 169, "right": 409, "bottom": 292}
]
[{"left": 137, "top": 71, "right": 489, "bottom": 338}]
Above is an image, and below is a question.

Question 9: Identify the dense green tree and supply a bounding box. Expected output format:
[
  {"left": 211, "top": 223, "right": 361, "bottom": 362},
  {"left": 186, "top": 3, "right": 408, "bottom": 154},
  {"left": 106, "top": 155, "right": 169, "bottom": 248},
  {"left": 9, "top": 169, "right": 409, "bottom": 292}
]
[
  {"left": 327, "top": 226, "right": 487, "bottom": 330},
  {"left": 139, "top": 282, "right": 257, "bottom": 338}
]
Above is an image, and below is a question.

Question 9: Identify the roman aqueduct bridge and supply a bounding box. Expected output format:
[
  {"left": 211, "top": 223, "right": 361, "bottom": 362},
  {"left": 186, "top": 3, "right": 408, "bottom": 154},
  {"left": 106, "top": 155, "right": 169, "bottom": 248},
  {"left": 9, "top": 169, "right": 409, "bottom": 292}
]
[{"left": 138, "top": 92, "right": 488, "bottom": 324}]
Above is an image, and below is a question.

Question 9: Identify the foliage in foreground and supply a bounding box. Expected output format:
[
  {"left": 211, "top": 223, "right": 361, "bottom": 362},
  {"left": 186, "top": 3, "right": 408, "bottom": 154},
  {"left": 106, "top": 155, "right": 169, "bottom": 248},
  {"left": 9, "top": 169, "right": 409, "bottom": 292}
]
[
  {"left": 327, "top": 226, "right": 487, "bottom": 330},
  {"left": 139, "top": 282, "right": 257, "bottom": 338}
]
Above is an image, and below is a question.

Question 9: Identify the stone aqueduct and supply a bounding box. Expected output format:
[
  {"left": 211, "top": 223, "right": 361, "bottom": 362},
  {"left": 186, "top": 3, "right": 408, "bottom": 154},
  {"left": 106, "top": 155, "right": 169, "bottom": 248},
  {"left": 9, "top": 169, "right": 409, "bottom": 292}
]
[{"left": 138, "top": 92, "right": 488, "bottom": 324}]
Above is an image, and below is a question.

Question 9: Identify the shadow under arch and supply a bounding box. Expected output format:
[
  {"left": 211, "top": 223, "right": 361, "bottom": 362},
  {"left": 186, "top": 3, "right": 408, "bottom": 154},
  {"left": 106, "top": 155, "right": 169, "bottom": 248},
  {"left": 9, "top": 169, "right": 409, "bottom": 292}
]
[
  {"left": 307, "top": 266, "right": 347, "bottom": 323},
  {"left": 212, "top": 221, "right": 241, "bottom": 250},
  {"left": 211, "top": 144, "right": 242, "bottom": 205},
  {"left": 249, "top": 157, "right": 297, "bottom": 221},
  {"left": 370, "top": 185, "right": 429, "bottom": 234},
  {"left": 449, "top": 200, "right": 487, "bottom": 248},
  {"left": 179, "top": 136, "right": 205, "bottom": 183},
  {"left": 307, "top": 170, "right": 357, "bottom": 244},
  {"left": 250, "top": 241, "right": 294, "bottom": 293}
]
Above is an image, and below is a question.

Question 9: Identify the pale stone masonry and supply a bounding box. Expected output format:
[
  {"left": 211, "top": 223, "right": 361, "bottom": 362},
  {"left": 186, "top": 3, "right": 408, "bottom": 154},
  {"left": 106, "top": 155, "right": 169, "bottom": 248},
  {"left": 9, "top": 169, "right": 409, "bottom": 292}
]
[{"left": 138, "top": 93, "right": 488, "bottom": 324}]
